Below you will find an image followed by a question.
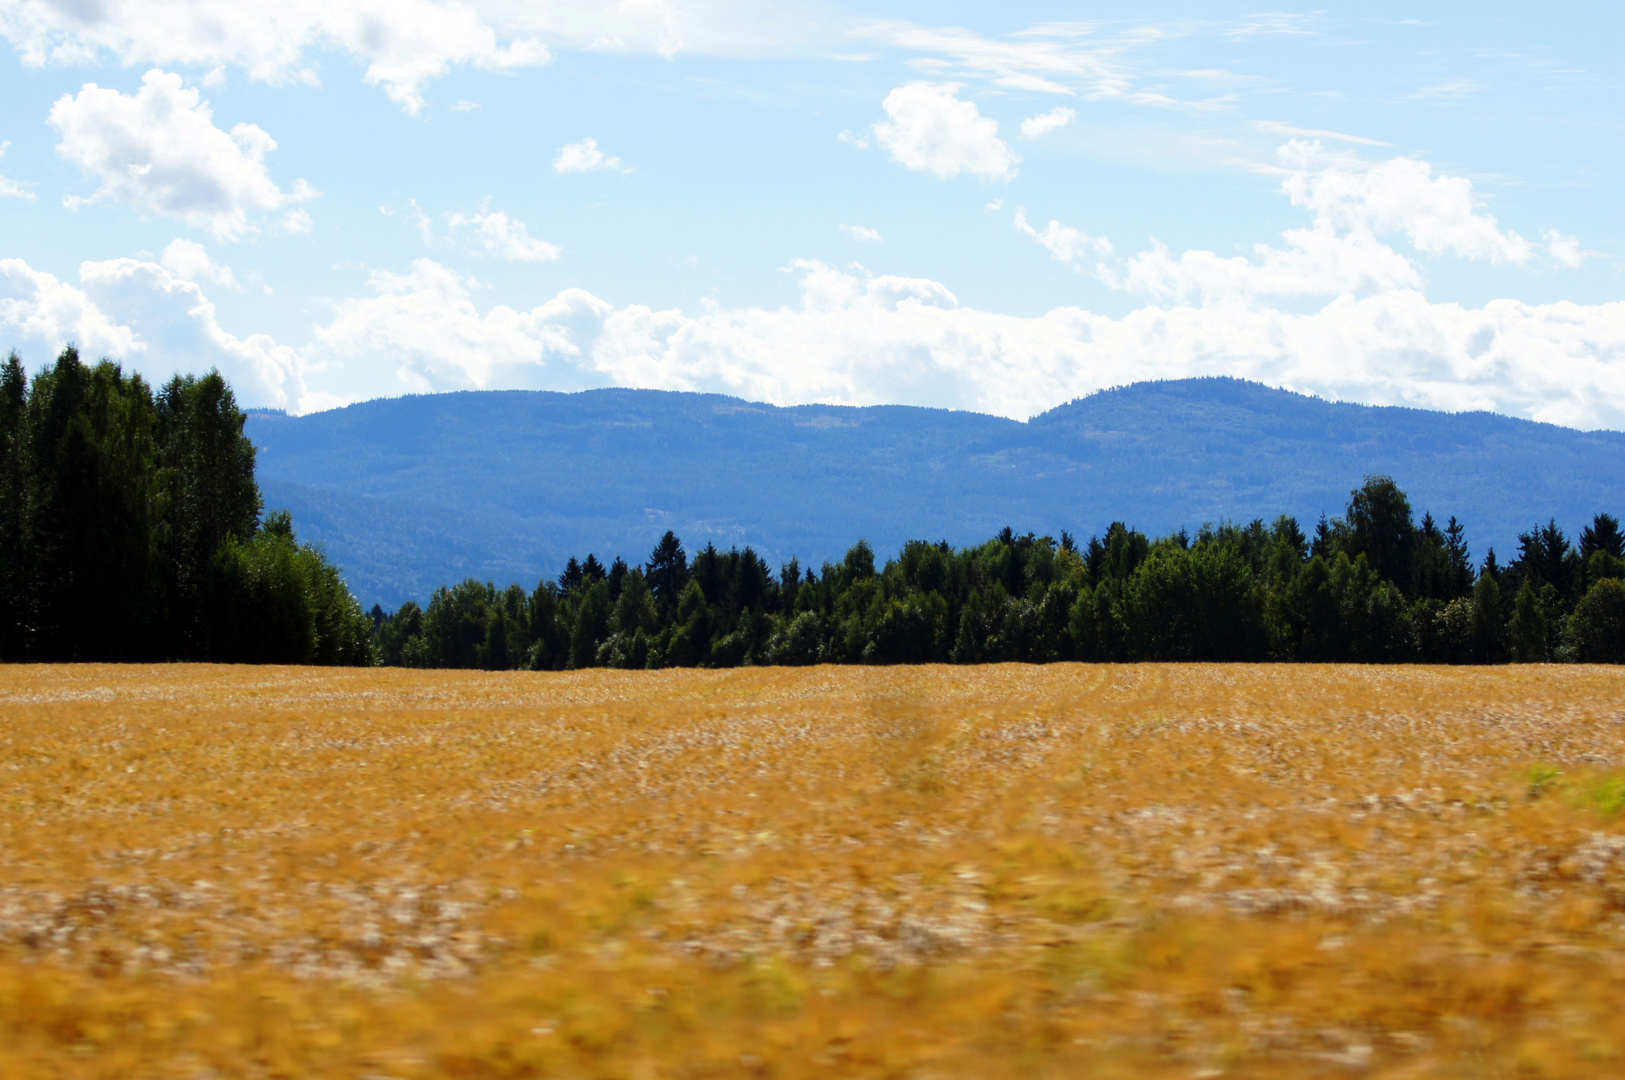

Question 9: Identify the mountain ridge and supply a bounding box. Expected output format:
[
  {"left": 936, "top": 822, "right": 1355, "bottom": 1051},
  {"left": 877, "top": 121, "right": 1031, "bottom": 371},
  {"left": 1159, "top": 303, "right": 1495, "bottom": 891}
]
[{"left": 245, "top": 378, "right": 1625, "bottom": 609}]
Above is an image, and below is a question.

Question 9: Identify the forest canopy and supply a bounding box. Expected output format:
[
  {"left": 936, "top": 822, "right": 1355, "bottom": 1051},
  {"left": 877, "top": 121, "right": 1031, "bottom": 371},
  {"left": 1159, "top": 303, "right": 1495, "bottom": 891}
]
[
  {"left": 4, "top": 355, "right": 1621, "bottom": 667},
  {"left": 0, "top": 349, "right": 371, "bottom": 664},
  {"left": 372, "top": 477, "right": 1625, "bottom": 670}
]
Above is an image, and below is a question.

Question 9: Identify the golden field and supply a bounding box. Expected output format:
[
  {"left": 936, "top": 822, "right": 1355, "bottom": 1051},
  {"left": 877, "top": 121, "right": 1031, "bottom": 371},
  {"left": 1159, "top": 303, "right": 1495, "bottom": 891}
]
[{"left": 2, "top": 664, "right": 1625, "bottom": 1078}]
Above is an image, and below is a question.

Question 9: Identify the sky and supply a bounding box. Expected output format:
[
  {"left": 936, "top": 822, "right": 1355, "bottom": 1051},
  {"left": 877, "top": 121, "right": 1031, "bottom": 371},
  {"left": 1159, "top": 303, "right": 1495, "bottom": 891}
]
[{"left": 0, "top": 0, "right": 1621, "bottom": 427}]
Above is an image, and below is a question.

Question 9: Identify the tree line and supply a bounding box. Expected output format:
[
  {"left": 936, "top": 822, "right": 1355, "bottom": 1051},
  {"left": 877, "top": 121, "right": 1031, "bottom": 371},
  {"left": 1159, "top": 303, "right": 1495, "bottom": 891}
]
[
  {"left": 5, "top": 355, "right": 1622, "bottom": 668},
  {"left": 0, "top": 349, "right": 371, "bottom": 663},
  {"left": 373, "top": 479, "right": 1625, "bottom": 669}
]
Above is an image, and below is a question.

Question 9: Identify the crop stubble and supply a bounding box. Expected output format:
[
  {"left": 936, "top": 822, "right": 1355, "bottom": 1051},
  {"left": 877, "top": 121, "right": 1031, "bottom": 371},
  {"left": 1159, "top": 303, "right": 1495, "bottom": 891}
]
[{"left": 1, "top": 663, "right": 1624, "bottom": 1078}]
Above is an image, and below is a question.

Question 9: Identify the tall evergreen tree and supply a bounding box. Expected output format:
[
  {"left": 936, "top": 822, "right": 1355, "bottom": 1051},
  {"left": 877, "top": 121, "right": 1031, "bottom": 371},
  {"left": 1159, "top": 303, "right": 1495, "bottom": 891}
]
[
  {"left": 1580, "top": 513, "right": 1624, "bottom": 560},
  {"left": 0, "top": 353, "right": 25, "bottom": 658},
  {"left": 158, "top": 371, "right": 261, "bottom": 655},
  {"left": 645, "top": 530, "right": 689, "bottom": 611},
  {"left": 1444, "top": 516, "right": 1473, "bottom": 597}
]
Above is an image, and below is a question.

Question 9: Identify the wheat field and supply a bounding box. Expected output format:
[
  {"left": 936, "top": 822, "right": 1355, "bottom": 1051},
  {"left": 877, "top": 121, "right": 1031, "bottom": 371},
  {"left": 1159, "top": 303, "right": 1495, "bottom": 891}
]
[{"left": 1, "top": 664, "right": 1623, "bottom": 1078}]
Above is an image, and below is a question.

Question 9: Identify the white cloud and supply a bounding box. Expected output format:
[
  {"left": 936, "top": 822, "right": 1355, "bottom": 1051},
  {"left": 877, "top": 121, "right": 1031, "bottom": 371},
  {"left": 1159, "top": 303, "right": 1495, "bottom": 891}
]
[
  {"left": 1014, "top": 208, "right": 1112, "bottom": 270},
  {"left": 0, "top": 254, "right": 322, "bottom": 411},
  {"left": 1276, "top": 140, "right": 1532, "bottom": 266},
  {"left": 0, "top": 257, "right": 138, "bottom": 358},
  {"left": 1020, "top": 106, "right": 1076, "bottom": 139},
  {"left": 1015, "top": 142, "right": 1566, "bottom": 305},
  {"left": 0, "top": 139, "right": 34, "bottom": 200},
  {"left": 306, "top": 257, "right": 1625, "bottom": 431},
  {"left": 50, "top": 70, "right": 315, "bottom": 241},
  {"left": 160, "top": 238, "right": 238, "bottom": 287},
  {"left": 396, "top": 199, "right": 561, "bottom": 261},
  {"left": 872, "top": 82, "right": 1019, "bottom": 182},
  {"left": 276, "top": 208, "right": 314, "bottom": 236},
  {"left": 314, "top": 259, "right": 610, "bottom": 392},
  {"left": 840, "top": 224, "right": 883, "bottom": 242},
  {"left": 446, "top": 206, "right": 562, "bottom": 261},
  {"left": 859, "top": 19, "right": 1296, "bottom": 108},
  {"left": 1546, "top": 231, "right": 1583, "bottom": 269},
  {"left": 553, "top": 137, "right": 627, "bottom": 175},
  {"left": 1253, "top": 120, "right": 1392, "bottom": 147},
  {"left": 0, "top": 0, "right": 553, "bottom": 115},
  {"left": 861, "top": 21, "right": 1124, "bottom": 99}
]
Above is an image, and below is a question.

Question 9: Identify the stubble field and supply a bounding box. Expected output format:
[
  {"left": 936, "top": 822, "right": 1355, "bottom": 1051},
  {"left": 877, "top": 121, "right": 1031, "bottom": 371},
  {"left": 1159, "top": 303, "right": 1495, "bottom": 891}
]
[{"left": 1, "top": 664, "right": 1624, "bottom": 1078}]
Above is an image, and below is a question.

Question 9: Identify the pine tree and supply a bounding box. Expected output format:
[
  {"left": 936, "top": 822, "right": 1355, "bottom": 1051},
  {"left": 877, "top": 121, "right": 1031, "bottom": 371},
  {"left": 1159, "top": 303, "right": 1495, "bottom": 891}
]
[
  {"left": 1444, "top": 516, "right": 1472, "bottom": 598},
  {"left": 1580, "top": 514, "right": 1624, "bottom": 560},
  {"left": 645, "top": 531, "right": 689, "bottom": 611},
  {"left": 159, "top": 371, "right": 261, "bottom": 656}
]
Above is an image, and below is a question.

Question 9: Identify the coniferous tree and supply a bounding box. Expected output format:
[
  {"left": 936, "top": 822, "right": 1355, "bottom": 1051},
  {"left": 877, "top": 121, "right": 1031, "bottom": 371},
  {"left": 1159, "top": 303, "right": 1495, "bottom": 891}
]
[
  {"left": 159, "top": 371, "right": 262, "bottom": 656},
  {"left": 645, "top": 531, "right": 689, "bottom": 612},
  {"left": 0, "top": 353, "right": 26, "bottom": 659},
  {"left": 1580, "top": 514, "right": 1624, "bottom": 560},
  {"left": 1444, "top": 516, "right": 1473, "bottom": 598},
  {"left": 1508, "top": 580, "right": 1550, "bottom": 663}
]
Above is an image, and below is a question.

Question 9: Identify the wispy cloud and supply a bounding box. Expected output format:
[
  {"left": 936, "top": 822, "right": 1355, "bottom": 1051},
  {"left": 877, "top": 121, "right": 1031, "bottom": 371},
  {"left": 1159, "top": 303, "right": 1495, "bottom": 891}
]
[
  {"left": 1020, "top": 106, "right": 1076, "bottom": 139},
  {"left": 1254, "top": 120, "right": 1392, "bottom": 147}
]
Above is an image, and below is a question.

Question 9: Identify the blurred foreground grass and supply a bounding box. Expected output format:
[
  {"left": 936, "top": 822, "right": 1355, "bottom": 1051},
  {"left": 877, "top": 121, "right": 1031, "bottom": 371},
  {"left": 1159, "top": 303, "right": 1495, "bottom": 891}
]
[{"left": 2, "top": 663, "right": 1625, "bottom": 1078}]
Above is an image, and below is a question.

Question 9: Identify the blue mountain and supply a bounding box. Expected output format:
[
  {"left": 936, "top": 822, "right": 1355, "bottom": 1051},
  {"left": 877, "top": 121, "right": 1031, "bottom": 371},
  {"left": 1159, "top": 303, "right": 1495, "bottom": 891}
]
[{"left": 245, "top": 377, "right": 1625, "bottom": 610}]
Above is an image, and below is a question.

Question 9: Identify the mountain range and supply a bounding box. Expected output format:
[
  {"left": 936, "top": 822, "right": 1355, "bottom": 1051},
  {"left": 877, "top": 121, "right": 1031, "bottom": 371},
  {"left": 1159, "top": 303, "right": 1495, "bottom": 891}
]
[{"left": 245, "top": 378, "right": 1625, "bottom": 610}]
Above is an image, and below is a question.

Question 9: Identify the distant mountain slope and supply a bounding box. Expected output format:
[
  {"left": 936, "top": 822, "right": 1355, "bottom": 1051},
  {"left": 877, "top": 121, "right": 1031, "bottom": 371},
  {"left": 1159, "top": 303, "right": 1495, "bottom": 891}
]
[{"left": 246, "top": 378, "right": 1625, "bottom": 609}]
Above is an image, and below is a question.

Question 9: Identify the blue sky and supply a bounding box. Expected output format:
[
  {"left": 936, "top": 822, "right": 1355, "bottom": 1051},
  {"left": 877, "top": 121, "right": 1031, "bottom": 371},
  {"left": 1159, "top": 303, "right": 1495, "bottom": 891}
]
[{"left": 0, "top": 1, "right": 1621, "bottom": 426}]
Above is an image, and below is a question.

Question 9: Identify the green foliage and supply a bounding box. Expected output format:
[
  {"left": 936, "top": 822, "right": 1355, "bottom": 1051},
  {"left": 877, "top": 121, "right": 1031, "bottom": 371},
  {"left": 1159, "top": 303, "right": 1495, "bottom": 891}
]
[
  {"left": 0, "top": 350, "right": 371, "bottom": 665},
  {"left": 1344, "top": 475, "right": 1417, "bottom": 590},
  {"left": 211, "top": 515, "right": 374, "bottom": 665},
  {"left": 367, "top": 473, "right": 1625, "bottom": 670},
  {"left": 1565, "top": 578, "right": 1625, "bottom": 663},
  {"left": 1508, "top": 580, "right": 1551, "bottom": 663}
]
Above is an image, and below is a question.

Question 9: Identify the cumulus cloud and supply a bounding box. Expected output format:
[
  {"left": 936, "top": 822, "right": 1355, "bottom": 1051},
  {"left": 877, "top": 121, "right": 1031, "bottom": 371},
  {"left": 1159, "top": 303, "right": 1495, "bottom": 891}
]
[
  {"left": 0, "top": 257, "right": 138, "bottom": 358},
  {"left": 1019, "top": 106, "right": 1075, "bottom": 139},
  {"left": 1276, "top": 140, "right": 1532, "bottom": 266},
  {"left": 159, "top": 238, "right": 238, "bottom": 287},
  {"left": 0, "top": 254, "right": 322, "bottom": 411},
  {"left": 1015, "top": 141, "right": 1575, "bottom": 305},
  {"left": 446, "top": 206, "right": 561, "bottom": 261},
  {"left": 305, "top": 257, "right": 1625, "bottom": 431},
  {"left": 0, "top": 0, "right": 809, "bottom": 109},
  {"left": 552, "top": 137, "right": 627, "bottom": 175},
  {"left": 50, "top": 70, "right": 315, "bottom": 241},
  {"left": 314, "top": 259, "right": 610, "bottom": 392},
  {"left": 872, "top": 82, "right": 1018, "bottom": 182},
  {"left": 0, "top": 0, "right": 554, "bottom": 115},
  {"left": 840, "top": 224, "right": 883, "bottom": 242}
]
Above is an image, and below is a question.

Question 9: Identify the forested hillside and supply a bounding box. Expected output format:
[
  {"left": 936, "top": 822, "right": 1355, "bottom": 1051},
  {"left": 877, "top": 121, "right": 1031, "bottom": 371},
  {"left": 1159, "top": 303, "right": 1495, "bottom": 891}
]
[
  {"left": 246, "top": 380, "right": 1625, "bottom": 610},
  {"left": 7, "top": 355, "right": 1623, "bottom": 668},
  {"left": 0, "top": 349, "right": 371, "bottom": 664},
  {"left": 371, "top": 478, "right": 1625, "bottom": 670}
]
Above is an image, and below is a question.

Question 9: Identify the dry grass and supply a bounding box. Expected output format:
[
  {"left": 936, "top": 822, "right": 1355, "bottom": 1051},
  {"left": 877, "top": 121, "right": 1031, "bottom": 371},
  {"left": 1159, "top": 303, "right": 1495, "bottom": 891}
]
[{"left": 2, "top": 664, "right": 1625, "bottom": 1078}]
